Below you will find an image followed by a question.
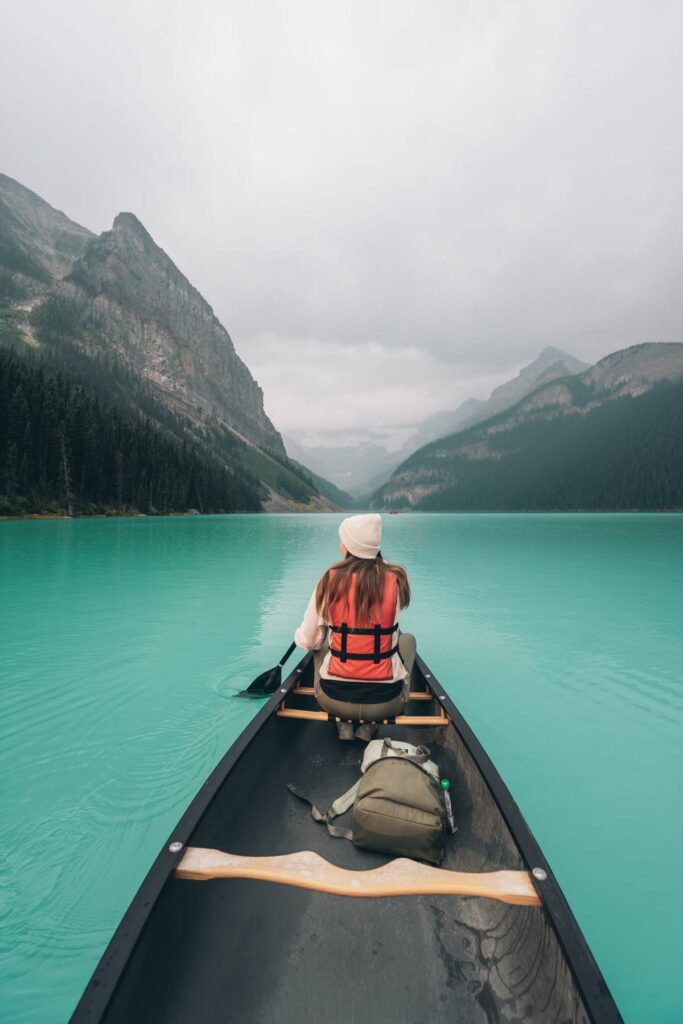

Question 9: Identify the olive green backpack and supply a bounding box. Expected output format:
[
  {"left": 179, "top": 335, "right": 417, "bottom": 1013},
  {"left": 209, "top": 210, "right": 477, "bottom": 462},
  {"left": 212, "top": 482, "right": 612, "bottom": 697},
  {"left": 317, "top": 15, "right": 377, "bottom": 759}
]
[{"left": 288, "top": 738, "right": 448, "bottom": 865}]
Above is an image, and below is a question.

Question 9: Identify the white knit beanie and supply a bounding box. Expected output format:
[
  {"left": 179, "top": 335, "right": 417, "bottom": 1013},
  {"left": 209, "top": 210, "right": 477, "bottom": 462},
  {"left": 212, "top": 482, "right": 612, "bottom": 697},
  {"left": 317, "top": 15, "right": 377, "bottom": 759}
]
[{"left": 339, "top": 513, "right": 382, "bottom": 560}]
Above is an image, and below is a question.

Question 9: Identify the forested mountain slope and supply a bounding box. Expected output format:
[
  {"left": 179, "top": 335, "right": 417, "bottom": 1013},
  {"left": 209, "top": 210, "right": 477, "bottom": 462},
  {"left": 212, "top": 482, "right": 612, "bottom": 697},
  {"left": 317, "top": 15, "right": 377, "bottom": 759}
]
[
  {"left": 0, "top": 347, "right": 262, "bottom": 516},
  {"left": 0, "top": 173, "right": 335, "bottom": 511},
  {"left": 372, "top": 343, "right": 683, "bottom": 511}
]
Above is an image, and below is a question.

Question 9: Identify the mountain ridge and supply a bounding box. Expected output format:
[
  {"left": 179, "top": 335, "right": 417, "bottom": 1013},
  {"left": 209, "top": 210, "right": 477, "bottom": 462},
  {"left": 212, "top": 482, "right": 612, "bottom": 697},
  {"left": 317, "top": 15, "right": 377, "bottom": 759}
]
[
  {"left": 62, "top": 207, "right": 284, "bottom": 455},
  {"left": 411, "top": 346, "right": 591, "bottom": 449},
  {"left": 288, "top": 345, "right": 591, "bottom": 494},
  {"left": 0, "top": 172, "right": 93, "bottom": 282},
  {"left": 0, "top": 172, "right": 341, "bottom": 511},
  {"left": 372, "top": 342, "right": 683, "bottom": 511}
]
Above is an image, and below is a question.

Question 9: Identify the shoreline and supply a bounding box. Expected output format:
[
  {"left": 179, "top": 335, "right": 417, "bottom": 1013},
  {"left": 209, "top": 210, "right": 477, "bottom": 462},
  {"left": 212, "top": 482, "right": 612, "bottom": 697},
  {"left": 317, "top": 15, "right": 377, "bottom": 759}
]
[
  {"left": 2, "top": 507, "right": 683, "bottom": 522},
  {"left": 0, "top": 509, "right": 231, "bottom": 521}
]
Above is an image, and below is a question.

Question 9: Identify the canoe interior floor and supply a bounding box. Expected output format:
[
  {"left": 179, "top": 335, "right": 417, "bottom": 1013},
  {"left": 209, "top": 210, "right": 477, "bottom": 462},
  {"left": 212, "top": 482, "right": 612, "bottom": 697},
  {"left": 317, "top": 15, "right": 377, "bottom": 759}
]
[{"left": 103, "top": 712, "right": 589, "bottom": 1024}]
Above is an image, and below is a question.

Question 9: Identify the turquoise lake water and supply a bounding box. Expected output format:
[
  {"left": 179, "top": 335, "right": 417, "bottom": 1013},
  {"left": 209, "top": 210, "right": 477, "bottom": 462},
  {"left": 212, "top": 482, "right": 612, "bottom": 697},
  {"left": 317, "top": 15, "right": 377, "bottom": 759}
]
[{"left": 1, "top": 513, "right": 682, "bottom": 1023}]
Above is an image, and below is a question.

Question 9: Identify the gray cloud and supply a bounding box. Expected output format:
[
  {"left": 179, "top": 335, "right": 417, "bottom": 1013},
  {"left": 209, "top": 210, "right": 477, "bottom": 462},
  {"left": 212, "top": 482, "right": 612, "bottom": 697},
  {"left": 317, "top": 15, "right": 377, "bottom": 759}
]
[{"left": 2, "top": 0, "right": 682, "bottom": 433}]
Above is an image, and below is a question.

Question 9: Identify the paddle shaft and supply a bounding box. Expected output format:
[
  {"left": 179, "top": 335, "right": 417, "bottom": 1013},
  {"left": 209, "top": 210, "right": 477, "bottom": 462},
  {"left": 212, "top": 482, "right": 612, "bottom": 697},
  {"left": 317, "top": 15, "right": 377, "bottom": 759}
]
[
  {"left": 277, "top": 641, "right": 297, "bottom": 668},
  {"left": 175, "top": 847, "right": 541, "bottom": 906}
]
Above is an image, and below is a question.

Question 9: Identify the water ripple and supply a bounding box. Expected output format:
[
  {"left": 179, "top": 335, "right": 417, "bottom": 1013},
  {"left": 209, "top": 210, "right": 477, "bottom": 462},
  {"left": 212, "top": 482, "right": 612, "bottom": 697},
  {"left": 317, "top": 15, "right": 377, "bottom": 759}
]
[{"left": 1, "top": 513, "right": 682, "bottom": 1024}]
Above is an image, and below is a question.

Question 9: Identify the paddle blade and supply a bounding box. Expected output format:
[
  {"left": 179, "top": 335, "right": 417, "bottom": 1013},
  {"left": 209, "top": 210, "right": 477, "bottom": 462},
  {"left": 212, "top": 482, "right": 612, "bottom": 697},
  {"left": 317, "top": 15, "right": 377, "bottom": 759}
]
[{"left": 238, "top": 665, "right": 282, "bottom": 699}]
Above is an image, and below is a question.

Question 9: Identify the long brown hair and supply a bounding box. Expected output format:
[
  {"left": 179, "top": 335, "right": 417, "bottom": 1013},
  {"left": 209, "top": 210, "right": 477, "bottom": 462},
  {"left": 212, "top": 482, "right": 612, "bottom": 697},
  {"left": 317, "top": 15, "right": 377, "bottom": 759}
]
[{"left": 315, "top": 553, "right": 410, "bottom": 623}]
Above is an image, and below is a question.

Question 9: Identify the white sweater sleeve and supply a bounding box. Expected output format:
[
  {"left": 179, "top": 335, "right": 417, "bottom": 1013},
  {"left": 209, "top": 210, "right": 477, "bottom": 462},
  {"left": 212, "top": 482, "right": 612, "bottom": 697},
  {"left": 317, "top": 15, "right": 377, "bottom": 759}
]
[{"left": 294, "top": 586, "right": 327, "bottom": 651}]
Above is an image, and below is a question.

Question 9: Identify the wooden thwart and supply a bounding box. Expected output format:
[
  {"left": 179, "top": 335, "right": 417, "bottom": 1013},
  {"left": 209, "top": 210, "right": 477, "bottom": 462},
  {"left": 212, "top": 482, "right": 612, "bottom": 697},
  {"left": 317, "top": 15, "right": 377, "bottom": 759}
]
[
  {"left": 277, "top": 707, "right": 449, "bottom": 726},
  {"left": 175, "top": 847, "right": 541, "bottom": 906}
]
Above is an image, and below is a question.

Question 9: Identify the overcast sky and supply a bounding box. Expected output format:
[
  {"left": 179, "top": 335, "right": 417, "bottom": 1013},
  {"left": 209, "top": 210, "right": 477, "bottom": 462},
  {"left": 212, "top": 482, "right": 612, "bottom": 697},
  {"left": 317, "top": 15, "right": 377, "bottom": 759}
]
[{"left": 2, "top": 0, "right": 682, "bottom": 437}]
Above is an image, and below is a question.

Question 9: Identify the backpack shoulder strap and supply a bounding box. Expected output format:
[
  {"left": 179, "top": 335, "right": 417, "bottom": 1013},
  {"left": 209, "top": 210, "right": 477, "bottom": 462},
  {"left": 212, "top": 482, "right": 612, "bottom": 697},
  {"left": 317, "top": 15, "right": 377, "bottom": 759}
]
[
  {"left": 328, "top": 778, "right": 362, "bottom": 818},
  {"left": 287, "top": 783, "right": 355, "bottom": 841}
]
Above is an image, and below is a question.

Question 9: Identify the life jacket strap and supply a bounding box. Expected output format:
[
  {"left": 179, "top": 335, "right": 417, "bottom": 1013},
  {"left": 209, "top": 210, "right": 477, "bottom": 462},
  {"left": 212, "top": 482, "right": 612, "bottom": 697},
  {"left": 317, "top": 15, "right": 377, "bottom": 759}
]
[
  {"left": 340, "top": 623, "right": 348, "bottom": 661},
  {"left": 328, "top": 644, "right": 399, "bottom": 662},
  {"left": 330, "top": 623, "right": 398, "bottom": 636},
  {"left": 330, "top": 621, "right": 399, "bottom": 664}
]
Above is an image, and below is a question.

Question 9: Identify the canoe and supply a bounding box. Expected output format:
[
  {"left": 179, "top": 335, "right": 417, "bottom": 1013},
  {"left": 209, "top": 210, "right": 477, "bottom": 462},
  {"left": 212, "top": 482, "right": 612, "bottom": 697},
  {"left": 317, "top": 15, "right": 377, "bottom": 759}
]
[{"left": 69, "top": 654, "right": 622, "bottom": 1023}]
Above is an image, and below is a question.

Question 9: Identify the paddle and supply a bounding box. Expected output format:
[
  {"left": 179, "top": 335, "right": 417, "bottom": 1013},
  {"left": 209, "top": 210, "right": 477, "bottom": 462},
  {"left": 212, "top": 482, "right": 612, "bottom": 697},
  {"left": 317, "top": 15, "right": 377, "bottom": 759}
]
[
  {"left": 175, "top": 847, "right": 542, "bottom": 906},
  {"left": 238, "top": 641, "right": 298, "bottom": 698}
]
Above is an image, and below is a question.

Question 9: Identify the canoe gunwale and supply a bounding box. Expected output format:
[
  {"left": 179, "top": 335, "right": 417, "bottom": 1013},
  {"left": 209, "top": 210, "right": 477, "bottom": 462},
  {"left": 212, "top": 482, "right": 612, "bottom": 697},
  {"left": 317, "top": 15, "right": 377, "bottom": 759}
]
[
  {"left": 69, "top": 651, "right": 622, "bottom": 1024},
  {"left": 412, "top": 654, "right": 622, "bottom": 1024},
  {"left": 68, "top": 653, "right": 313, "bottom": 1024}
]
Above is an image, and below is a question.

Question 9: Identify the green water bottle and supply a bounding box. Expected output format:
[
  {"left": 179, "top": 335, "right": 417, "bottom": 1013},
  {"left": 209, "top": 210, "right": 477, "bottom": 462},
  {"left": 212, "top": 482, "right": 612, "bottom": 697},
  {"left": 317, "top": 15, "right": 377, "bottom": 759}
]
[{"left": 441, "top": 778, "right": 456, "bottom": 834}]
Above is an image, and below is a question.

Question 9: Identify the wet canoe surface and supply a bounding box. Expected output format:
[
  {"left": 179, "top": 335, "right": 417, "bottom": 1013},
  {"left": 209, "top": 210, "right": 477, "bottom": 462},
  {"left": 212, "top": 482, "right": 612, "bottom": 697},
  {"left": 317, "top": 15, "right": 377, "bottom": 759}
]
[{"left": 71, "top": 656, "right": 622, "bottom": 1023}]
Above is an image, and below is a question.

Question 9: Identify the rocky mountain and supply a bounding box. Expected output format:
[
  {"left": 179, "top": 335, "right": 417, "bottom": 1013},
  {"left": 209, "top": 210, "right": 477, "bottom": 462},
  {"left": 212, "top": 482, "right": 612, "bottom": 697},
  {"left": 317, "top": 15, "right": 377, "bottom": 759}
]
[
  {"left": 403, "top": 398, "right": 484, "bottom": 456},
  {"left": 372, "top": 343, "right": 683, "bottom": 511},
  {"left": 402, "top": 347, "right": 590, "bottom": 458},
  {"left": 287, "top": 346, "right": 590, "bottom": 496},
  {"left": 464, "top": 346, "right": 589, "bottom": 428},
  {"left": 0, "top": 172, "right": 92, "bottom": 285},
  {"left": 63, "top": 211, "right": 284, "bottom": 454},
  {"left": 0, "top": 172, "right": 336, "bottom": 511}
]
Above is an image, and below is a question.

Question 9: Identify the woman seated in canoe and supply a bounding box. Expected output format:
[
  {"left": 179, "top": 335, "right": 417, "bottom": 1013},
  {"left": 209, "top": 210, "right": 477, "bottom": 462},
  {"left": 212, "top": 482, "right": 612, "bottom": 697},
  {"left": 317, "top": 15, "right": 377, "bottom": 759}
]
[{"left": 294, "top": 513, "right": 415, "bottom": 740}]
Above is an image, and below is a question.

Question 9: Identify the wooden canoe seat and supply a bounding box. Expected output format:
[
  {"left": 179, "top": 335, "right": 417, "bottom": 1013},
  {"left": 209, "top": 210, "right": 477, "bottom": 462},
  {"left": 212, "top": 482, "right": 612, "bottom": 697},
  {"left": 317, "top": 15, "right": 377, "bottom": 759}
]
[
  {"left": 278, "top": 681, "right": 450, "bottom": 726},
  {"left": 175, "top": 847, "right": 541, "bottom": 906}
]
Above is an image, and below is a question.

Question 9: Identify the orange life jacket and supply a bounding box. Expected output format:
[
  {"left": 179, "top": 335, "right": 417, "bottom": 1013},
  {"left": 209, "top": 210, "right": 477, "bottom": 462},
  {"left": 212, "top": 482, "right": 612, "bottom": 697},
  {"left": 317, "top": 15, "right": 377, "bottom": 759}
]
[{"left": 327, "top": 570, "right": 399, "bottom": 681}]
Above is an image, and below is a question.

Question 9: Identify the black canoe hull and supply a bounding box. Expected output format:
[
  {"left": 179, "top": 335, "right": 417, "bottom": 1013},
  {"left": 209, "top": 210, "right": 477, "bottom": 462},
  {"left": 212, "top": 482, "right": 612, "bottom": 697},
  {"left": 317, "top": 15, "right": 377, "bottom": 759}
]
[{"left": 70, "top": 655, "right": 622, "bottom": 1024}]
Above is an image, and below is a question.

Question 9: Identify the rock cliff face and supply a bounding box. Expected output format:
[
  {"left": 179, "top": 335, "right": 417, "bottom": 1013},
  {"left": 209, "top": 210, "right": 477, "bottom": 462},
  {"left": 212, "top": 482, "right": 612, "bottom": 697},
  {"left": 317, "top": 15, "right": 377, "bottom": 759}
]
[
  {"left": 0, "top": 172, "right": 336, "bottom": 509},
  {"left": 373, "top": 342, "right": 683, "bottom": 510},
  {"left": 0, "top": 173, "right": 92, "bottom": 285},
  {"left": 0, "top": 175, "right": 284, "bottom": 456},
  {"left": 64, "top": 212, "right": 284, "bottom": 454},
  {"left": 581, "top": 343, "right": 683, "bottom": 397}
]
